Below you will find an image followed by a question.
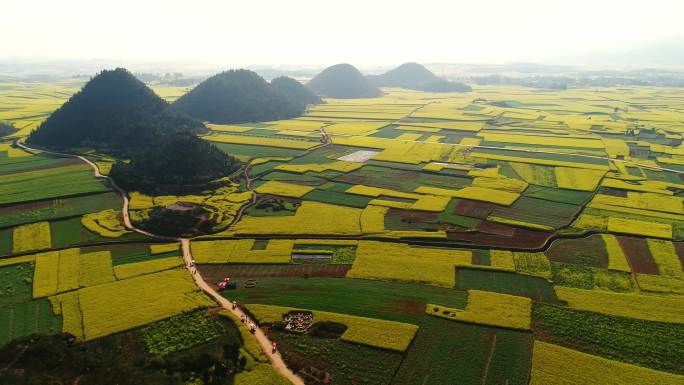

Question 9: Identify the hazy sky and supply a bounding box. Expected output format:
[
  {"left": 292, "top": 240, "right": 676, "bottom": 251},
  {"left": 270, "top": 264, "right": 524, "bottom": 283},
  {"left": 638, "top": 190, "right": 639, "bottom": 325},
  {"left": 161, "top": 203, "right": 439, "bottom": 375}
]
[{"left": 2, "top": 0, "right": 683, "bottom": 66}]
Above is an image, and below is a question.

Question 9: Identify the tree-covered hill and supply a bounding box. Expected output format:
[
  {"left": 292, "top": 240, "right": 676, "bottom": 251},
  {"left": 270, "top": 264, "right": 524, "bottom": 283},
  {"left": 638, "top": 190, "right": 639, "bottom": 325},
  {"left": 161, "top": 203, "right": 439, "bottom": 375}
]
[
  {"left": 171, "top": 70, "right": 320, "bottom": 124},
  {"left": 307, "top": 63, "right": 382, "bottom": 99},
  {"left": 368, "top": 62, "right": 472, "bottom": 92},
  {"left": 27, "top": 68, "right": 205, "bottom": 152},
  {"left": 109, "top": 131, "right": 240, "bottom": 195}
]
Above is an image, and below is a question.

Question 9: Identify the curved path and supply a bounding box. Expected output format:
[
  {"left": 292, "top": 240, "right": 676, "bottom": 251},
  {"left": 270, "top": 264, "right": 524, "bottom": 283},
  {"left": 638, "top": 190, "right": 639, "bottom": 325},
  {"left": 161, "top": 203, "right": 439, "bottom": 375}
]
[
  {"left": 181, "top": 240, "right": 304, "bottom": 385},
  {"left": 16, "top": 140, "right": 305, "bottom": 385}
]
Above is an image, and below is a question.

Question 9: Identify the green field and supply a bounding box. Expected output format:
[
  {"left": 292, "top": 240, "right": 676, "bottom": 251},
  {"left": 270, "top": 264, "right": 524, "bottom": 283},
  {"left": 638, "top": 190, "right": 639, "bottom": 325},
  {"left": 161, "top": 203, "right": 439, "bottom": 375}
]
[
  {"left": 228, "top": 277, "right": 468, "bottom": 323},
  {"left": 393, "top": 315, "right": 533, "bottom": 385}
]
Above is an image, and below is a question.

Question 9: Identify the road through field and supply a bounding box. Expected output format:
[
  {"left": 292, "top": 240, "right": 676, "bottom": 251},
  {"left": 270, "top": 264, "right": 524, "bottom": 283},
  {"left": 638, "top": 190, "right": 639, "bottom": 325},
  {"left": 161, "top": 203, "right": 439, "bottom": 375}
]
[
  {"left": 181, "top": 239, "right": 305, "bottom": 385},
  {"left": 17, "top": 140, "right": 305, "bottom": 385}
]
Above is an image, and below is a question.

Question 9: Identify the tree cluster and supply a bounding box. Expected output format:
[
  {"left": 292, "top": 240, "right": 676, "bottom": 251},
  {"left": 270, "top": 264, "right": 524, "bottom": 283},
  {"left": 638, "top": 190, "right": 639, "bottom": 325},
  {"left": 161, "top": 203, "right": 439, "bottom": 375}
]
[
  {"left": 109, "top": 131, "right": 240, "bottom": 195},
  {"left": 0, "top": 333, "right": 242, "bottom": 385}
]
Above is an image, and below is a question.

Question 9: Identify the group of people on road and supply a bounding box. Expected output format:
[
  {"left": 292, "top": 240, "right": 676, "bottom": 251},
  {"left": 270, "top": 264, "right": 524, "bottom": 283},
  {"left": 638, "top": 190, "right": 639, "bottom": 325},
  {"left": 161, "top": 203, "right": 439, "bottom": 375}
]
[
  {"left": 235, "top": 301, "right": 277, "bottom": 352},
  {"left": 239, "top": 313, "right": 257, "bottom": 333}
]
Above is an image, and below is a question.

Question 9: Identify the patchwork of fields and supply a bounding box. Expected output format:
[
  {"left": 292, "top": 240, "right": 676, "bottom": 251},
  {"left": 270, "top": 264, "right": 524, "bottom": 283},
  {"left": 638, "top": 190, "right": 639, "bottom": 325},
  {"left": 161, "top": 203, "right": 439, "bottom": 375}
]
[{"left": 1, "top": 82, "right": 684, "bottom": 384}]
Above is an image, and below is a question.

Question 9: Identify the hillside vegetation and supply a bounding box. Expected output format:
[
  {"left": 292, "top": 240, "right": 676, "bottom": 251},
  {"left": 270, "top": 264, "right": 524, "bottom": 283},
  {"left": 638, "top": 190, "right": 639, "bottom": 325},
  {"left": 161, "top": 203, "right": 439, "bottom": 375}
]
[
  {"left": 171, "top": 69, "right": 320, "bottom": 124},
  {"left": 27, "top": 68, "right": 204, "bottom": 152},
  {"left": 110, "top": 131, "right": 240, "bottom": 195}
]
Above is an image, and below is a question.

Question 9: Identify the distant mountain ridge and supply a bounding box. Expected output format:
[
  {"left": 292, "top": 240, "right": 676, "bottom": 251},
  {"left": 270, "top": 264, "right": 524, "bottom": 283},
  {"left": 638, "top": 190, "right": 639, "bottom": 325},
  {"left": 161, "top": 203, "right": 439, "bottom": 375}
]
[
  {"left": 27, "top": 68, "right": 203, "bottom": 152},
  {"left": 171, "top": 69, "right": 320, "bottom": 124},
  {"left": 368, "top": 62, "right": 472, "bottom": 92},
  {"left": 307, "top": 63, "right": 382, "bottom": 99}
]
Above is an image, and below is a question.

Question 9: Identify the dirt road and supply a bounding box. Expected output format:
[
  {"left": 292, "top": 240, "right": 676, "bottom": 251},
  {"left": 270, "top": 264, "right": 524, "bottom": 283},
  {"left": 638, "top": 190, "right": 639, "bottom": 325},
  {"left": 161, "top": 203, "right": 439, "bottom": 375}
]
[{"left": 181, "top": 240, "right": 304, "bottom": 385}]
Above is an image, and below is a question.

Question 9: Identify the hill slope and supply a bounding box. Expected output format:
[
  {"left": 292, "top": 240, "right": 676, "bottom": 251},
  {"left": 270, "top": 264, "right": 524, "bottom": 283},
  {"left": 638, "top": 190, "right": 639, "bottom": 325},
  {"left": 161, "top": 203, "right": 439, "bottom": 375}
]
[
  {"left": 271, "top": 76, "right": 322, "bottom": 105},
  {"left": 171, "top": 70, "right": 319, "bottom": 124},
  {"left": 27, "top": 68, "right": 203, "bottom": 151},
  {"left": 109, "top": 131, "right": 240, "bottom": 195},
  {"left": 368, "top": 62, "right": 472, "bottom": 92},
  {"left": 307, "top": 63, "right": 382, "bottom": 99}
]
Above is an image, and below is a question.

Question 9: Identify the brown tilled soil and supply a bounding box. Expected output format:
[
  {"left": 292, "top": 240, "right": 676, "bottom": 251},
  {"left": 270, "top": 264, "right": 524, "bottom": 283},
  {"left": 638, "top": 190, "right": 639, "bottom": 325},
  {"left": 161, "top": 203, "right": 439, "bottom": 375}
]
[
  {"left": 476, "top": 221, "right": 516, "bottom": 237},
  {"left": 447, "top": 227, "right": 552, "bottom": 248},
  {"left": 545, "top": 235, "right": 609, "bottom": 268},
  {"left": 616, "top": 236, "right": 658, "bottom": 274},
  {"left": 386, "top": 208, "right": 439, "bottom": 223},
  {"left": 198, "top": 264, "right": 351, "bottom": 286},
  {"left": 673, "top": 242, "right": 684, "bottom": 270},
  {"left": 454, "top": 200, "right": 498, "bottom": 219}
]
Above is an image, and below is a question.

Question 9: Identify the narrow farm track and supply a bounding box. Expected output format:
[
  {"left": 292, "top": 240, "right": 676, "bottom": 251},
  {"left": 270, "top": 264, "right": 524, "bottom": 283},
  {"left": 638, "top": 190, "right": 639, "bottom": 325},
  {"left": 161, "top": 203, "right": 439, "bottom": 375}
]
[
  {"left": 16, "top": 140, "right": 305, "bottom": 385},
  {"left": 181, "top": 240, "right": 305, "bottom": 385}
]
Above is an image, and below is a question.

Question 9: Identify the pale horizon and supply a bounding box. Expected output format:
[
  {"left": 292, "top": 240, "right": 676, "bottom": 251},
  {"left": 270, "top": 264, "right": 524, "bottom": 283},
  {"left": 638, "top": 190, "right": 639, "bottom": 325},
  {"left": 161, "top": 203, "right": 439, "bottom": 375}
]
[{"left": 2, "top": 0, "right": 684, "bottom": 68}]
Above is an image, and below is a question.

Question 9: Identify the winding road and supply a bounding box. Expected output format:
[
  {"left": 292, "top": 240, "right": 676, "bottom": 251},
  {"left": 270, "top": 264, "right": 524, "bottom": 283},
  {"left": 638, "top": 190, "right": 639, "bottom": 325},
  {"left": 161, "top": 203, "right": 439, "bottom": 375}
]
[{"left": 16, "top": 140, "right": 305, "bottom": 385}]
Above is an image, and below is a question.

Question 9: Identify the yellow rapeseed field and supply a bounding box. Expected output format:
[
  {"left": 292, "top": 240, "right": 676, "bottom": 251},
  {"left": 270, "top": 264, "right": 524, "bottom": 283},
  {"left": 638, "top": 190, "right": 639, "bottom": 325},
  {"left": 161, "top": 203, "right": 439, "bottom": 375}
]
[
  {"left": 274, "top": 161, "right": 362, "bottom": 173},
  {"left": 647, "top": 239, "right": 684, "bottom": 278},
  {"left": 233, "top": 202, "right": 362, "bottom": 236},
  {"left": 487, "top": 216, "right": 555, "bottom": 231},
  {"left": 50, "top": 291, "right": 84, "bottom": 340},
  {"left": 192, "top": 239, "right": 293, "bottom": 264},
  {"left": 245, "top": 304, "right": 418, "bottom": 352},
  {"left": 347, "top": 241, "right": 472, "bottom": 287},
  {"left": 12, "top": 221, "right": 51, "bottom": 253},
  {"left": 207, "top": 133, "right": 318, "bottom": 149},
  {"left": 513, "top": 252, "right": 552, "bottom": 279},
  {"left": 113, "top": 257, "right": 184, "bottom": 280},
  {"left": 149, "top": 243, "right": 180, "bottom": 254},
  {"left": 360, "top": 205, "right": 389, "bottom": 234},
  {"left": 0, "top": 255, "right": 35, "bottom": 267},
  {"left": 601, "top": 235, "right": 631, "bottom": 272},
  {"left": 607, "top": 217, "right": 672, "bottom": 239},
  {"left": 529, "top": 341, "right": 684, "bottom": 385},
  {"left": 478, "top": 132, "right": 605, "bottom": 149},
  {"left": 427, "top": 290, "right": 532, "bottom": 330},
  {"left": 415, "top": 186, "right": 520, "bottom": 206},
  {"left": 509, "top": 162, "right": 556, "bottom": 187},
  {"left": 81, "top": 209, "right": 128, "bottom": 237},
  {"left": 78, "top": 251, "right": 116, "bottom": 287},
  {"left": 32, "top": 250, "right": 60, "bottom": 298},
  {"left": 554, "top": 287, "right": 684, "bottom": 324},
  {"left": 471, "top": 152, "right": 610, "bottom": 170},
  {"left": 554, "top": 167, "right": 606, "bottom": 191},
  {"left": 77, "top": 269, "right": 214, "bottom": 340},
  {"left": 488, "top": 250, "right": 517, "bottom": 271},
  {"left": 636, "top": 274, "right": 684, "bottom": 294},
  {"left": 254, "top": 180, "right": 314, "bottom": 198}
]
